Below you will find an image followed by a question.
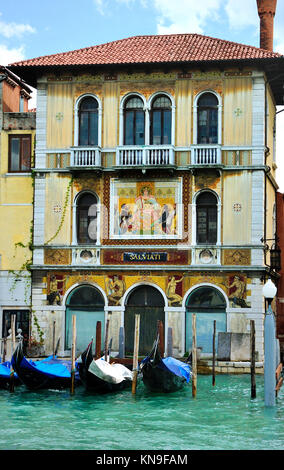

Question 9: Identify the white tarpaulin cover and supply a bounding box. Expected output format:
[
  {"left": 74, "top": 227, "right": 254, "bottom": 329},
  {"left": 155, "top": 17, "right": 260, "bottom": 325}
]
[{"left": 88, "top": 358, "right": 133, "bottom": 384}]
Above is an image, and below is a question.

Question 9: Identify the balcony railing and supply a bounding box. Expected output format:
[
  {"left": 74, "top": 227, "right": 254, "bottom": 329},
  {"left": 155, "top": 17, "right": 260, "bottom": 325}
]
[
  {"left": 191, "top": 145, "right": 222, "bottom": 165},
  {"left": 70, "top": 147, "right": 101, "bottom": 167},
  {"left": 116, "top": 145, "right": 175, "bottom": 167}
]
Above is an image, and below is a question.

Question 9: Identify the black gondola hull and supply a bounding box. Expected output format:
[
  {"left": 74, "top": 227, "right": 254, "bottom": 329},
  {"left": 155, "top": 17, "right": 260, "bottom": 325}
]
[
  {"left": 78, "top": 342, "right": 132, "bottom": 393},
  {"left": 142, "top": 362, "right": 186, "bottom": 393},
  {"left": 11, "top": 342, "right": 80, "bottom": 391},
  {"left": 141, "top": 337, "right": 191, "bottom": 393}
]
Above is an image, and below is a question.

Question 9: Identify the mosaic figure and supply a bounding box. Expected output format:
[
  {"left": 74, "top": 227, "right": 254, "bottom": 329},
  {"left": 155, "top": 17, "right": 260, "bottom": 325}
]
[
  {"left": 47, "top": 275, "right": 62, "bottom": 305},
  {"left": 105, "top": 275, "right": 126, "bottom": 306},
  {"left": 227, "top": 275, "right": 249, "bottom": 308},
  {"left": 166, "top": 276, "right": 183, "bottom": 306}
]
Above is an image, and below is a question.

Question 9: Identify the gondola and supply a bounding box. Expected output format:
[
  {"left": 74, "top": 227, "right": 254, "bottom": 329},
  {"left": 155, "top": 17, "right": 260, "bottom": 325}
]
[
  {"left": 77, "top": 340, "right": 133, "bottom": 393},
  {"left": 140, "top": 335, "right": 192, "bottom": 393},
  {"left": 11, "top": 341, "right": 81, "bottom": 390},
  {"left": 0, "top": 361, "right": 20, "bottom": 390}
]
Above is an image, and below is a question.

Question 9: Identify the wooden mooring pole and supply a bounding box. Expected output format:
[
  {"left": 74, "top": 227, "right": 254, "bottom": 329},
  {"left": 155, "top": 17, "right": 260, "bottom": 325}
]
[
  {"left": 212, "top": 320, "right": 216, "bottom": 387},
  {"left": 157, "top": 320, "right": 164, "bottom": 357},
  {"left": 192, "top": 314, "right": 197, "bottom": 398},
  {"left": 104, "top": 317, "right": 110, "bottom": 362},
  {"left": 9, "top": 314, "right": 16, "bottom": 393},
  {"left": 70, "top": 315, "right": 76, "bottom": 395},
  {"left": 52, "top": 320, "right": 56, "bottom": 358},
  {"left": 250, "top": 320, "right": 256, "bottom": 399},
  {"left": 119, "top": 326, "right": 125, "bottom": 358},
  {"left": 132, "top": 314, "right": 140, "bottom": 395},
  {"left": 167, "top": 327, "right": 173, "bottom": 357},
  {"left": 95, "top": 321, "right": 102, "bottom": 359}
]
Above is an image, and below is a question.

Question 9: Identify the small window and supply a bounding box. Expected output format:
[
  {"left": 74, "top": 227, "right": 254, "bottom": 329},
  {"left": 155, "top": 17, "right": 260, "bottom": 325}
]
[
  {"left": 197, "top": 93, "right": 218, "bottom": 144},
  {"left": 19, "top": 96, "right": 24, "bottom": 112},
  {"left": 2, "top": 310, "right": 30, "bottom": 351},
  {"left": 9, "top": 135, "right": 31, "bottom": 172},
  {"left": 76, "top": 193, "right": 98, "bottom": 244},
  {"left": 124, "top": 96, "right": 145, "bottom": 145},
  {"left": 150, "top": 95, "right": 172, "bottom": 145},
  {"left": 79, "top": 97, "right": 98, "bottom": 146},
  {"left": 196, "top": 192, "right": 217, "bottom": 244}
]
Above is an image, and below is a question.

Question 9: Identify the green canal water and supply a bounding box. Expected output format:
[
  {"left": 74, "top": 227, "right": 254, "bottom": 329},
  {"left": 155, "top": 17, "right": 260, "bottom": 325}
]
[{"left": 0, "top": 374, "right": 283, "bottom": 451}]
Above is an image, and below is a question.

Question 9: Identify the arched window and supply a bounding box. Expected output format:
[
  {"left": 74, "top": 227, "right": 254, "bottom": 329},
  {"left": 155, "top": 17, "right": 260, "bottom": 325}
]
[
  {"left": 79, "top": 96, "right": 98, "bottom": 146},
  {"left": 150, "top": 95, "right": 172, "bottom": 145},
  {"left": 196, "top": 192, "right": 217, "bottom": 244},
  {"left": 185, "top": 286, "right": 227, "bottom": 354},
  {"left": 124, "top": 96, "right": 145, "bottom": 145},
  {"left": 76, "top": 193, "right": 98, "bottom": 244},
  {"left": 197, "top": 93, "right": 218, "bottom": 144},
  {"left": 66, "top": 284, "right": 105, "bottom": 352}
]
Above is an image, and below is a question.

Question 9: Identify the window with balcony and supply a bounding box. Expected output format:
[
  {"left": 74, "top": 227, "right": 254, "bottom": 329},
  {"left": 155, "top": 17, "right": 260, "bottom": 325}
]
[
  {"left": 124, "top": 96, "right": 145, "bottom": 145},
  {"left": 79, "top": 96, "right": 98, "bottom": 146},
  {"left": 196, "top": 191, "right": 217, "bottom": 244},
  {"left": 8, "top": 134, "right": 31, "bottom": 172},
  {"left": 197, "top": 93, "right": 218, "bottom": 144},
  {"left": 150, "top": 95, "right": 172, "bottom": 145},
  {"left": 76, "top": 193, "right": 98, "bottom": 244}
]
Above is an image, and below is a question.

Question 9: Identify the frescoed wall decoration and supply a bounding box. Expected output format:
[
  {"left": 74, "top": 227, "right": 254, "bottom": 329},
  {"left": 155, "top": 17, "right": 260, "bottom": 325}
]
[
  {"left": 110, "top": 178, "right": 182, "bottom": 239},
  {"left": 105, "top": 275, "right": 126, "bottom": 306},
  {"left": 47, "top": 274, "right": 66, "bottom": 305},
  {"left": 226, "top": 275, "right": 250, "bottom": 308},
  {"left": 166, "top": 275, "right": 183, "bottom": 306}
]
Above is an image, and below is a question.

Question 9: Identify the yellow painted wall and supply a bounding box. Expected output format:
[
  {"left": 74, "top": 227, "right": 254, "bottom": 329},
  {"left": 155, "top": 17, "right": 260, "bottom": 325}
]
[
  {"left": 0, "top": 130, "right": 35, "bottom": 270},
  {"left": 44, "top": 72, "right": 256, "bottom": 150},
  {"left": 103, "top": 82, "right": 119, "bottom": 148},
  {"left": 266, "top": 86, "right": 276, "bottom": 172},
  {"left": 223, "top": 77, "right": 252, "bottom": 145},
  {"left": 44, "top": 173, "right": 72, "bottom": 245},
  {"left": 222, "top": 171, "right": 252, "bottom": 244},
  {"left": 46, "top": 83, "right": 73, "bottom": 149},
  {"left": 175, "top": 79, "right": 192, "bottom": 147}
]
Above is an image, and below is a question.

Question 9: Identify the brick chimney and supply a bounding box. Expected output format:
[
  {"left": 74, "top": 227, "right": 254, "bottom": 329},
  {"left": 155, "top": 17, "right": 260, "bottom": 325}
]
[{"left": 256, "top": 0, "right": 277, "bottom": 50}]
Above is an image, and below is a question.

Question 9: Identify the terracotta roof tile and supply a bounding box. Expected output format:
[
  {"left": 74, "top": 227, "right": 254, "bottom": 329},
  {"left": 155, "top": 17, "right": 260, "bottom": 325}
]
[{"left": 9, "top": 33, "right": 282, "bottom": 68}]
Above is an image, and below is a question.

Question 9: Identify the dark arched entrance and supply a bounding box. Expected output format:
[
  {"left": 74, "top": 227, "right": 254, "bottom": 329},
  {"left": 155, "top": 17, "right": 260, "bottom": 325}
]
[
  {"left": 125, "top": 285, "right": 165, "bottom": 355},
  {"left": 185, "top": 286, "right": 227, "bottom": 355},
  {"left": 66, "top": 285, "right": 105, "bottom": 353}
]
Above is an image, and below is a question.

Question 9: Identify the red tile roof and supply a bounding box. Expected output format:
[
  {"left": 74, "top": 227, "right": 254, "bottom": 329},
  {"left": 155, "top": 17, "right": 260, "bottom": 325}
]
[{"left": 9, "top": 33, "right": 283, "bottom": 68}]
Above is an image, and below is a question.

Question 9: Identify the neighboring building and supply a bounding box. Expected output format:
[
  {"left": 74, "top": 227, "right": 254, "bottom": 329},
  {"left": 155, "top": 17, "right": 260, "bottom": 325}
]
[
  {"left": 7, "top": 1, "right": 284, "bottom": 363},
  {"left": 0, "top": 66, "right": 36, "bottom": 349},
  {"left": 276, "top": 191, "right": 284, "bottom": 360}
]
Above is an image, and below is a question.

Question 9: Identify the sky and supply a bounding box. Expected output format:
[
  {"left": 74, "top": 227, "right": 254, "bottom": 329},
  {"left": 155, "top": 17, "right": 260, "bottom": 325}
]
[{"left": 0, "top": 0, "right": 283, "bottom": 190}]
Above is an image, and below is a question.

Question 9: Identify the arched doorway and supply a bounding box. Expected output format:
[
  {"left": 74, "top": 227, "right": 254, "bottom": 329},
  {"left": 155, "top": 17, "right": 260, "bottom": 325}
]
[
  {"left": 125, "top": 285, "right": 165, "bottom": 355},
  {"left": 185, "top": 286, "right": 227, "bottom": 355},
  {"left": 65, "top": 285, "right": 105, "bottom": 353}
]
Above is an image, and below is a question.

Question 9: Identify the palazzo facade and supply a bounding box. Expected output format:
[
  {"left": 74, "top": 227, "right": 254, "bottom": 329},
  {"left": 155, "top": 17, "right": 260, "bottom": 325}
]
[{"left": 7, "top": 31, "right": 284, "bottom": 361}]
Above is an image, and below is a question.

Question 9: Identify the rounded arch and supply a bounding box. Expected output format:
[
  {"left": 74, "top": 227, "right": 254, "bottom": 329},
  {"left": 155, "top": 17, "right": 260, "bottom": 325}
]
[
  {"left": 148, "top": 91, "right": 175, "bottom": 146},
  {"left": 192, "top": 189, "right": 221, "bottom": 246},
  {"left": 120, "top": 91, "right": 147, "bottom": 110},
  {"left": 119, "top": 92, "right": 147, "bottom": 146},
  {"left": 72, "top": 190, "right": 100, "bottom": 245},
  {"left": 192, "top": 188, "right": 220, "bottom": 205},
  {"left": 123, "top": 283, "right": 167, "bottom": 355},
  {"left": 73, "top": 188, "right": 100, "bottom": 205},
  {"left": 147, "top": 91, "right": 175, "bottom": 109},
  {"left": 63, "top": 282, "right": 108, "bottom": 307},
  {"left": 65, "top": 283, "right": 107, "bottom": 353},
  {"left": 184, "top": 283, "right": 228, "bottom": 356},
  {"left": 74, "top": 93, "right": 102, "bottom": 147},
  {"left": 122, "top": 281, "right": 168, "bottom": 308},
  {"left": 182, "top": 283, "right": 229, "bottom": 309},
  {"left": 193, "top": 89, "right": 222, "bottom": 108},
  {"left": 193, "top": 89, "right": 222, "bottom": 146}
]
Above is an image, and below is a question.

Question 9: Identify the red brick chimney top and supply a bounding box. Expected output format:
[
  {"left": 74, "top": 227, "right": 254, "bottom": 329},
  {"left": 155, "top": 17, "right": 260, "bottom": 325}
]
[{"left": 256, "top": 0, "right": 277, "bottom": 50}]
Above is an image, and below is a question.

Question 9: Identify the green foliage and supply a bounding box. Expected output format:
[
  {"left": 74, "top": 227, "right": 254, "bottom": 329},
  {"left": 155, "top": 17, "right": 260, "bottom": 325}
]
[{"left": 44, "top": 176, "right": 73, "bottom": 245}]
